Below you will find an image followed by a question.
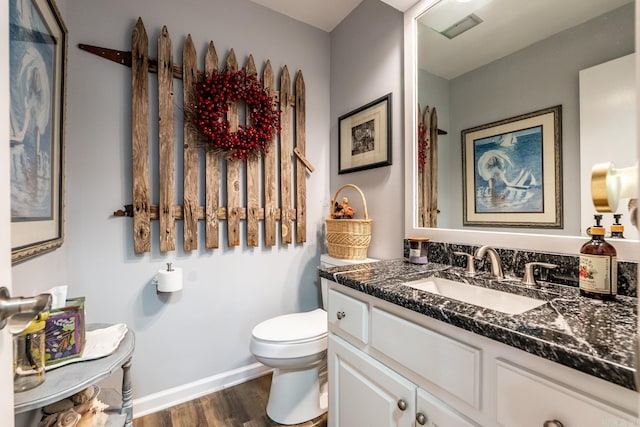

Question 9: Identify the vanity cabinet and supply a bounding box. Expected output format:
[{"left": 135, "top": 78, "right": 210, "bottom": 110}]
[{"left": 325, "top": 282, "right": 638, "bottom": 427}]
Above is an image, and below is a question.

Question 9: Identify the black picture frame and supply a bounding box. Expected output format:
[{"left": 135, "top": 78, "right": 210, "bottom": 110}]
[{"left": 338, "top": 93, "right": 392, "bottom": 174}]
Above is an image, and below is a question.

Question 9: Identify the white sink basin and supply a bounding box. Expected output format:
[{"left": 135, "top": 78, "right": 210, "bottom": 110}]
[{"left": 402, "top": 276, "right": 546, "bottom": 315}]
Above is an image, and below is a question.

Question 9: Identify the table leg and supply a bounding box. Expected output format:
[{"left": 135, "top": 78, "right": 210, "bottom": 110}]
[{"left": 121, "top": 357, "right": 133, "bottom": 427}]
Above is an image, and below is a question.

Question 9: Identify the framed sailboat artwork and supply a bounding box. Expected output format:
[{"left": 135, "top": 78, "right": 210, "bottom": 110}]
[{"left": 462, "top": 105, "right": 562, "bottom": 228}]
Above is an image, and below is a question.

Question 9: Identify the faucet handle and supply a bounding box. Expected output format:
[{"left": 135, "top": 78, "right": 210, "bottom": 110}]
[
  {"left": 453, "top": 251, "right": 476, "bottom": 276},
  {"left": 522, "top": 262, "right": 557, "bottom": 287}
]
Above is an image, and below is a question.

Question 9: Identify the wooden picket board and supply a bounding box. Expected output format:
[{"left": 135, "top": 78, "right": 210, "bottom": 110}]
[
  {"left": 120, "top": 19, "right": 311, "bottom": 253},
  {"left": 423, "top": 106, "right": 432, "bottom": 228},
  {"left": 280, "top": 66, "right": 292, "bottom": 244},
  {"left": 429, "top": 107, "right": 438, "bottom": 228},
  {"left": 226, "top": 50, "right": 241, "bottom": 247},
  {"left": 295, "top": 71, "right": 306, "bottom": 243},
  {"left": 417, "top": 104, "right": 440, "bottom": 228},
  {"left": 182, "top": 35, "right": 198, "bottom": 251},
  {"left": 262, "top": 61, "right": 277, "bottom": 247},
  {"left": 417, "top": 104, "right": 425, "bottom": 228},
  {"left": 245, "top": 55, "right": 260, "bottom": 247},
  {"left": 131, "top": 18, "right": 151, "bottom": 253},
  {"left": 204, "top": 41, "right": 220, "bottom": 249},
  {"left": 158, "top": 26, "right": 176, "bottom": 252}
]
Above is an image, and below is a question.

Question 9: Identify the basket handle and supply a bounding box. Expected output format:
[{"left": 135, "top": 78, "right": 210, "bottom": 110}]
[{"left": 331, "top": 184, "right": 369, "bottom": 220}]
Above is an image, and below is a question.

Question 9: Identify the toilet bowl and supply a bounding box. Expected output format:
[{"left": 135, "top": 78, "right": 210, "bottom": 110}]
[{"left": 249, "top": 254, "right": 377, "bottom": 425}]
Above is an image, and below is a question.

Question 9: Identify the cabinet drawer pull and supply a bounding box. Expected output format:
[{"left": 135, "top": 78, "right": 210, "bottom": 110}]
[
  {"left": 416, "top": 412, "right": 427, "bottom": 425},
  {"left": 397, "top": 399, "right": 407, "bottom": 411},
  {"left": 336, "top": 311, "right": 346, "bottom": 320},
  {"left": 543, "top": 420, "right": 564, "bottom": 427}
]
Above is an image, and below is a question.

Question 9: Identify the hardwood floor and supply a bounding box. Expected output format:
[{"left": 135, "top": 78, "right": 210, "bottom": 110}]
[{"left": 133, "top": 374, "right": 328, "bottom": 427}]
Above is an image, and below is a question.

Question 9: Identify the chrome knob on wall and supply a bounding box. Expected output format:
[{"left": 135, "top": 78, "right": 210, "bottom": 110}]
[{"left": 0, "top": 287, "right": 52, "bottom": 334}]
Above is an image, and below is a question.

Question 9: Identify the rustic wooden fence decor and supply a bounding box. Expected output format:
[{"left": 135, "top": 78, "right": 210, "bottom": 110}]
[
  {"left": 416, "top": 104, "right": 445, "bottom": 228},
  {"left": 80, "top": 18, "right": 313, "bottom": 253}
]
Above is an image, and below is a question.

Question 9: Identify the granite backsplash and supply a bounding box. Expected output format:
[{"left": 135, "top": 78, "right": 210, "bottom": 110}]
[{"left": 404, "top": 240, "right": 638, "bottom": 297}]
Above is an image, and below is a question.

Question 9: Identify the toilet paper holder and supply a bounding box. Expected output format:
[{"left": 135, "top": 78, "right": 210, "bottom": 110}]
[{"left": 155, "top": 263, "right": 183, "bottom": 293}]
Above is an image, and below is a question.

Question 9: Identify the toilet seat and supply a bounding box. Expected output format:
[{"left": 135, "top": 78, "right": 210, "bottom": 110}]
[
  {"left": 252, "top": 308, "right": 327, "bottom": 343},
  {"left": 250, "top": 309, "right": 327, "bottom": 359}
]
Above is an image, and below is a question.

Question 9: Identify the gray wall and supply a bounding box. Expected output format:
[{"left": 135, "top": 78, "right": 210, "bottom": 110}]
[
  {"left": 13, "top": 0, "right": 331, "bottom": 404},
  {"left": 420, "top": 4, "right": 634, "bottom": 235},
  {"left": 11, "top": 0, "right": 408, "bottom": 418},
  {"left": 330, "top": 0, "right": 404, "bottom": 260}
]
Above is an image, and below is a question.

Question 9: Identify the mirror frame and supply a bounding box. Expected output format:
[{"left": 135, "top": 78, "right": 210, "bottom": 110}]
[{"left": 403, "top": 0, "right": 639, "bottom": 260}]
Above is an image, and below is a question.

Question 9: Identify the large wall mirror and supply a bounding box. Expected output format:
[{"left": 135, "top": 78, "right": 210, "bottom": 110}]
[{"left": 404, "top": 0, "right": 639, "bottom": 259}]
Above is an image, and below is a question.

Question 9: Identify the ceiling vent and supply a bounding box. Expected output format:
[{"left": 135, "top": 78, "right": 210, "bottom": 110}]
[{"left": 440, "top": 13, "right": 483, "bottom": 39}]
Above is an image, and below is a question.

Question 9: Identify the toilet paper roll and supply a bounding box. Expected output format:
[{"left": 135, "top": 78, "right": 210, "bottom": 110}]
[{"left": 156, "top": 267, "right": 183, "bottom": 292}]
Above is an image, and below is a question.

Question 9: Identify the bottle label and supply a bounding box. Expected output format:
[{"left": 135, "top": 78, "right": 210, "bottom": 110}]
[{"left": 579, "top": 255, "right": 617, "bottom": 294}]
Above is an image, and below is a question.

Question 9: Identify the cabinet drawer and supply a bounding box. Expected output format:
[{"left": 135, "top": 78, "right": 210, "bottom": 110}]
[
  {"left": 328, "top": 289, "right": 369, "bottom": 344},
  {"left": 417, "top": 388, "right": 479, "bottom": 427},
  {"left": 496, "top": 359, "right": 635, "bottom": 427},
  {"left": 370, "top": 308, "right": 481, "bottom": 409}
]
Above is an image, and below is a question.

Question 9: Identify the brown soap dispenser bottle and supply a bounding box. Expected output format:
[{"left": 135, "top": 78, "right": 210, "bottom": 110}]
[{"left": 579, "top": 214, "right": 617, "bottom": 300}]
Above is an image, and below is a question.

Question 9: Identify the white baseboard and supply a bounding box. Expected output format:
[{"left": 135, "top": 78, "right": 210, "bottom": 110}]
[{"left": 132, "top": 362, "right": 272, "bottom": 418}]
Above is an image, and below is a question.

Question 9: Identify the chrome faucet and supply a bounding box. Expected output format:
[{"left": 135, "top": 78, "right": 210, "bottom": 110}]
[{"left": 474, "top": 245, "right": 504, "bottom": 280}]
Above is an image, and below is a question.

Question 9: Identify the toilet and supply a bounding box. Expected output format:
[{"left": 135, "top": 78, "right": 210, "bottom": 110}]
[{"left": 249, "top": 254, "right": 377, "bottom": 424}]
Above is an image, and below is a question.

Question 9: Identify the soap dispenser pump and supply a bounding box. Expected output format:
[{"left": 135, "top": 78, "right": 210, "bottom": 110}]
[
  {"left": 610, "top": 214, "right": 625, "bottom": 239},
  {"left": 579, "top": 214, "right": 617, "bottom": 300}
]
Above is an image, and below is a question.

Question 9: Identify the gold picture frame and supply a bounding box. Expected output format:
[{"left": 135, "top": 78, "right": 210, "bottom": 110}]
[
  {"left": 462, "top": 105, "right": 562, "bottom": 228},
  {"left": 10, "top": 0, "right": 67, "bottom": 263}
]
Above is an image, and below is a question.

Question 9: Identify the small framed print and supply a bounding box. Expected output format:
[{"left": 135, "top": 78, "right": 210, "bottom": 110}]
[{"left": 338, "top": 93, "right": 392, "bottom": 174}]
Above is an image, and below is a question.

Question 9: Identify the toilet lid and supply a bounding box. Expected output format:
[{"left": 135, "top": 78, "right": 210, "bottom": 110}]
[{"left": 252, "top": 308, "right": 327, "bottom": 343}]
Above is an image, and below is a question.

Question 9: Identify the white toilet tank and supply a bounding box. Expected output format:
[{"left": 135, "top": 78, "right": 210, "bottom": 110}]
[{"left": 319, "top": 254, "right": 378, "bottom": 310}]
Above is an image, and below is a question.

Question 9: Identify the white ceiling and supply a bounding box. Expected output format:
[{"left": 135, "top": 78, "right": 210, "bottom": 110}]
[
  {"left": 250, "top": 0, "right": 633, "bottom": 80},
  {"left": 418, "top": 0, "right": 634, "bottom": 80},
  {"left": 250, "top": 0, "right": 418, "bottom": 32}
]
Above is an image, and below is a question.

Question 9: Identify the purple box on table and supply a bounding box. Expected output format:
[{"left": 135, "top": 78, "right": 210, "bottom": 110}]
[{"left": 44, "top": 297, "right": 86, "bottom": 366}]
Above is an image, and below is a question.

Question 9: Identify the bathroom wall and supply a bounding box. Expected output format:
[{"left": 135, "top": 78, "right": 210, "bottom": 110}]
[
  {"left": 12, "top": 0, "right": 332, "bottom": 414},
  {"left": 329, "top": 0, "right": 405, "bottom": 261},
  {"left": 11, "top": 0, "right": 408, "bottom": 418}
]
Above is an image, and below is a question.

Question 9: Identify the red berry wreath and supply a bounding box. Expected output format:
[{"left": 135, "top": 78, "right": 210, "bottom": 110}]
[
  {"left": 417, "top": 122, "right": 429, "bottom": 170},
  {"left": 192, "top": 69, "right": 280, "bottom": 161}
]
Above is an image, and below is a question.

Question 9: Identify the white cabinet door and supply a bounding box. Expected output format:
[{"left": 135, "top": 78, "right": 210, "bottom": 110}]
[
  {"left": 328, "top": 335, "right": 416, "bottom": 427},
  {"left": 416, "top": 388, "right": 479, "bottom": 427}
]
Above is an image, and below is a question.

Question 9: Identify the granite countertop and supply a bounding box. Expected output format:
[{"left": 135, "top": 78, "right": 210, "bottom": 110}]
[{"left": 319, "top": 259, "right": 638, "bottom": 391}]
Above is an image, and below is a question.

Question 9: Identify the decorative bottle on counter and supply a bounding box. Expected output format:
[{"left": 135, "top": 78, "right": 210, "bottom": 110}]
[
  {"left": 610, "top": 213, "right": 625, "bottom": 238},
  {"left": 579, "top": 214, "right": 617, "bottom": 300}
]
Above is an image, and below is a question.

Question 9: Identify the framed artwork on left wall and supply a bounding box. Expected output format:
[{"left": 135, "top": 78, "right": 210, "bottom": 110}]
[
  {"left": 338, "top": 93, "right": 392, "bottom": 174},
  {"left": 9, "top": 0, "right": 67, "bottom": 264}
]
